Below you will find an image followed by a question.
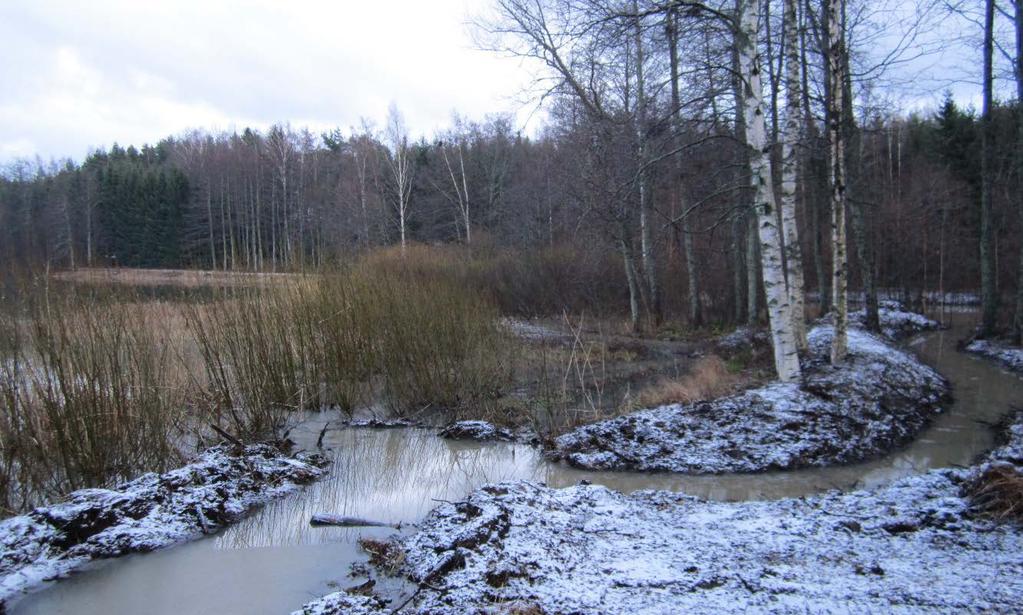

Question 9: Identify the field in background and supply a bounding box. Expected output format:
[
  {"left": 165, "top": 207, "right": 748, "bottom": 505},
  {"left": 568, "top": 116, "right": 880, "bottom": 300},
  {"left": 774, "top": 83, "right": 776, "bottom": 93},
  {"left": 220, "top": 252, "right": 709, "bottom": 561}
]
[{"left": 0, "top": 245, "right": 757, "bottom": 516}]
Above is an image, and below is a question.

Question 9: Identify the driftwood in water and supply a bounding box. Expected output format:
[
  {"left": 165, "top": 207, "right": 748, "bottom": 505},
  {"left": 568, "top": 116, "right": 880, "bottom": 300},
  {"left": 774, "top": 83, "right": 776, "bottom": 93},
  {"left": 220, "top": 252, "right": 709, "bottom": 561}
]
[{"left": 309, "top": 513, "right": 401, "bottom": 529}]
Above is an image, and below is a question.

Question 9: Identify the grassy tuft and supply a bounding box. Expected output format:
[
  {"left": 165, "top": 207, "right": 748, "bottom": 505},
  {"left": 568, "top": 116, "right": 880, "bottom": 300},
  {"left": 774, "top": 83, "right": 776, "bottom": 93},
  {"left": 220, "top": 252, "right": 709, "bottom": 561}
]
[{"left": 965, "top": 464, "right": 1023, "bottom": 523}]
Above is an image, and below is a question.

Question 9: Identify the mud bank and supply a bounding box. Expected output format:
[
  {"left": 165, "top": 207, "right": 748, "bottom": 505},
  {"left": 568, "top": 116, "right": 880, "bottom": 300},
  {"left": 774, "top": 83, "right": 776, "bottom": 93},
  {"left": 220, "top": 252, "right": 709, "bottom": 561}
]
[
  {"left": 0, "top": 443, "right": 327, "bottom": 609},
  {"left": 550, "top": 324, "right": 949, "bottom": 473},
  {"left": 298, "top": 413, "right": 1023, "bottom": 614}
]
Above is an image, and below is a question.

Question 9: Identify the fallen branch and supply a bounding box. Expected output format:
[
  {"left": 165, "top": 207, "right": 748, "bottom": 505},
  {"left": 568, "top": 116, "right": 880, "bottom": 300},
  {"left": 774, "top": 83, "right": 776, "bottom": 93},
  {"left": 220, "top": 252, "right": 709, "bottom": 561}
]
[{"left": 310, "top": 514, "right": 402, "bottom": 529}]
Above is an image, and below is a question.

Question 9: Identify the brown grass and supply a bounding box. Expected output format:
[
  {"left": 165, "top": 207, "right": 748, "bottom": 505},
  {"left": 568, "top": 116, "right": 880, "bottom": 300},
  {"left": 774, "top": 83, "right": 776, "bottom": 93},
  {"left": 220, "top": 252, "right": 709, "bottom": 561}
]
[
  {"left": 358, "top": 537, "right": 406, "bottom": 574},
  {"left": 52, "top": 267, "right": 300, "bottom": 288},
  {"left": 965, "top": 464, "right": 1023, "bottom": 523},
  {"left": 634, "top": 355, "right": 748, "bottom": 409}
]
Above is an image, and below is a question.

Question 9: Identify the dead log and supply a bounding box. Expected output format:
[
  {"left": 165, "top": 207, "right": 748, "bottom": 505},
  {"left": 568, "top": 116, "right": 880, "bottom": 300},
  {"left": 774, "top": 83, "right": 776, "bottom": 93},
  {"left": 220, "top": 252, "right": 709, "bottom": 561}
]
[{"left": 309, "top": 513, "right": 401, "bottom": 529}]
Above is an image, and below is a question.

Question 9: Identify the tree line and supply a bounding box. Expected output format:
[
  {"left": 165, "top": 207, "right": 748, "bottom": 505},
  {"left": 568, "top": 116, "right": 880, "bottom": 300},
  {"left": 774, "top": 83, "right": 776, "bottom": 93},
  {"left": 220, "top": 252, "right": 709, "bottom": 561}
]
[{"left": 3, "top": 0, "right": 1023, "bottom": 377}]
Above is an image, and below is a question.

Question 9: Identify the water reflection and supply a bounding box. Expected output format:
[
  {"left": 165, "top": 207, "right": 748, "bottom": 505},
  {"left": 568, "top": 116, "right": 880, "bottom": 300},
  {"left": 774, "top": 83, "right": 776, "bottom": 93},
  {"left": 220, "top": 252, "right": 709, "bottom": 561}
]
[{"left": 14, "top": 312, "right": 1023, "bottom": 615}]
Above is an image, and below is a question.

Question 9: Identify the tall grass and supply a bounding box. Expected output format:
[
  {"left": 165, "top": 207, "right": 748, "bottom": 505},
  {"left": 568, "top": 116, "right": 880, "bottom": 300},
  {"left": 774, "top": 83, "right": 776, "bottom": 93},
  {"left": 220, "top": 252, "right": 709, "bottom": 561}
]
[
  {"left": 0, "top": 284, "right": 186, "bottom": 512},
  {"left": 185, "top": 262, "right": 514, "bottom": 438}
]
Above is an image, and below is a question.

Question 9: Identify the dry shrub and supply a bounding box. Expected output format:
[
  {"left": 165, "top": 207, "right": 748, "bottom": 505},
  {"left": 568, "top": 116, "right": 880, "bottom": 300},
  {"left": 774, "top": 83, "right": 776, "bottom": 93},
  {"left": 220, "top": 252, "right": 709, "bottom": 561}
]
[
  {"left": 635, "top": 355, "right": 745, "bottom": 409},
  {"left": 0, "top": 283, "right": 186, "bottom": 512},
  {"left": 186, "top": 263, "right": 516, "bottom": 437},
  {"left": 965, "top": 464, "right": 1023, "bottom": 523},
  {"left": 358, "top": 537, "right": 406, "bottom": 574}
]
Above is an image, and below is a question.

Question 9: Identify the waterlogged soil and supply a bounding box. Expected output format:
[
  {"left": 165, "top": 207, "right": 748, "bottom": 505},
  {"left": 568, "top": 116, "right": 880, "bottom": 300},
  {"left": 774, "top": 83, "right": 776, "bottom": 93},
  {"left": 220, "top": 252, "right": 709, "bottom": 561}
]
[{"left": 10, "top": 313, "right": 1023, "bottom": 614}]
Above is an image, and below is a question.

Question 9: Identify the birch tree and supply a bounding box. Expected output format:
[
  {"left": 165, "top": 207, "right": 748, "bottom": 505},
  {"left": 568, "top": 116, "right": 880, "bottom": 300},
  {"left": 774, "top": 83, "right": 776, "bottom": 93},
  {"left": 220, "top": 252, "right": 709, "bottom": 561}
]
[
  {"left": 385, "top": 103, "right": 415, "bottom": 253},
  {"left": 737, "top": 0, "right": 802, "bottom": 381},
  {"left": 780, "top": 0, "right": 808, "bottom": 351},
  {"left": 827, "top": 0, "right": 849, "bottom": 363}
]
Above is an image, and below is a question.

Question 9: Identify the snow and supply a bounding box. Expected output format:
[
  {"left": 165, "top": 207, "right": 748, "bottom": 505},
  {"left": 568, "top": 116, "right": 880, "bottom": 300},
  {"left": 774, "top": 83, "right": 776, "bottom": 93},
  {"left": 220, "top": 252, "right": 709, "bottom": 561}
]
[
  {"left": 438, "top": 420, "right": 514, "bottom": 442},
  {"left": 551, "top": 325, "right": 949, "bottom": 473},
  {"left": 817, "top": 301, "right": 941, "bottom": 342},
  {"left": 500, "top": 318, "right": 567, "bottom": 342},
  {"left": 965, "top": 339, "right": 1023, "bottom": 376},
  {"left": 0, "top": 443, "right": 328, "bottom": 609},
  {"left": 808, "top": 290, "right": 981, "bottom": 306},
  {"left": 297, "top": 413, "right": 1023, "bottom": 613}
]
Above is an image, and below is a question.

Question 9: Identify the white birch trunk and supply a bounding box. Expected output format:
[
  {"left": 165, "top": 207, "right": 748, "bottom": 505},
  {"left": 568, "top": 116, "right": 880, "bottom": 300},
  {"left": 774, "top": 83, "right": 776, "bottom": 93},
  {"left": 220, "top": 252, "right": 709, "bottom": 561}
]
[
  {"left": 780, "top": 0, "right": 808, "bottom": 351},
  {"left": 827, "top": 0, "right": 849, "bottom": 363},
  {"left": 737, "top": 0, "right": 802, "bottom": 382}
]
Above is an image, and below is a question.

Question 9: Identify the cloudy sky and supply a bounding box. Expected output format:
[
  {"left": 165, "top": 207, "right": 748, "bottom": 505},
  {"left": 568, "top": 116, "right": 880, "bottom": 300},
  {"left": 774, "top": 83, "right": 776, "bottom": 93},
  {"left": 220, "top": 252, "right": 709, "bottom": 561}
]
[
  {"left": 0, "top": 0, "right": 534, "bottom": 163},
  {"left": 0, "top": 0, "right": 994, "bottom": 165}
]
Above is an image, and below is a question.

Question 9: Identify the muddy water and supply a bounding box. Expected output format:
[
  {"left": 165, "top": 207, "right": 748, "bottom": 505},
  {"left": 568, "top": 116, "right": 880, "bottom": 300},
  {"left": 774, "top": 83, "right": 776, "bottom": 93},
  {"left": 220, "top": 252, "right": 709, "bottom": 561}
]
[{"left": 13, "top": 313, "right": 1023, "bottom": 615}]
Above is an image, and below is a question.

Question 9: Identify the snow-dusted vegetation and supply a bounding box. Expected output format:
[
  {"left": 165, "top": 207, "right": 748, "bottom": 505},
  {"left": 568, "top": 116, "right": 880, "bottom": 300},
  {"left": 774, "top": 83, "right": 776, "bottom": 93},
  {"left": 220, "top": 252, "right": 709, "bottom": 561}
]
[
  {"left": 296, "top": 412, "right": 1023, "bottom": 614},
  {"left": 551, "top": 325, "right": 948, "bottom": 473},
  {"left": 964, "top": 339, "right": 1023, "bottom": 375}
]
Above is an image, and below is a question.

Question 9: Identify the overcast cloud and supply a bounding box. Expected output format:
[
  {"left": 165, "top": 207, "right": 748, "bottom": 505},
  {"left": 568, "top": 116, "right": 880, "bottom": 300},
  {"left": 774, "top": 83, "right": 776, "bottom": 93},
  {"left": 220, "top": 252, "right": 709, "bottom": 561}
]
[
  {"left": 0, "top": 0, "right": 1001, "bottom": 165},
  {"left": 0, "top": 0, "right": 533, "bottom": 163}
]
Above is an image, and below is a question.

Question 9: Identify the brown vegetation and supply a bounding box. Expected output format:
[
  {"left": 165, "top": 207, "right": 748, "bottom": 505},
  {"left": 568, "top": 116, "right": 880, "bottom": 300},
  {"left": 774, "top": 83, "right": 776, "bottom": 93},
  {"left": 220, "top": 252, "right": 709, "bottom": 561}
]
[
  {"left": 634, "top": 355, "right": 752, "bottom": 410},
  {"left": 966, "top": 464, "right": 1023, "bottom": 523}
]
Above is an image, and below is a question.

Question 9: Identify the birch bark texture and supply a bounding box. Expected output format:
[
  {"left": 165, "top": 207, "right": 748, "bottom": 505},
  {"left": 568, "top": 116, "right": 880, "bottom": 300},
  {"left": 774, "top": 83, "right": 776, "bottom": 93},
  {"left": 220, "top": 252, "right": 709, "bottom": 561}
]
[
  {"left": 780, "top": 0, "right": 808, "bottom": 352},
  {"left": 826, "top": 0, "right": 849, "bottom": 364},
  {"left": 736, "top": 0, "right": 802, "bottom": 382}
]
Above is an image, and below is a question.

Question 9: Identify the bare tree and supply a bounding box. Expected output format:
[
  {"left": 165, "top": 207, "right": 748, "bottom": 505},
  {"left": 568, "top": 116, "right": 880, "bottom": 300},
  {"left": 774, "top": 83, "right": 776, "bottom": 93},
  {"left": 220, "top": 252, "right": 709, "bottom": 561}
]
[
  {"left": 827, "top": 0, "right": 850, "bottom": 363},
  {"left": 385, "top": 103, "right": 416, "bottom": 253},
  {"left": 979, "top": 0, "right": 998, "bottom": 337}
]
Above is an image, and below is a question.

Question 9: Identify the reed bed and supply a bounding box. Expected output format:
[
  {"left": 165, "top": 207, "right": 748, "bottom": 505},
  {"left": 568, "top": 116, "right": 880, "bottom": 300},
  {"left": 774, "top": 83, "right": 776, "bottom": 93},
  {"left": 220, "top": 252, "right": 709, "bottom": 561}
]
[{"left": 0, "top": 259, "right": 515, "bottom": 514}]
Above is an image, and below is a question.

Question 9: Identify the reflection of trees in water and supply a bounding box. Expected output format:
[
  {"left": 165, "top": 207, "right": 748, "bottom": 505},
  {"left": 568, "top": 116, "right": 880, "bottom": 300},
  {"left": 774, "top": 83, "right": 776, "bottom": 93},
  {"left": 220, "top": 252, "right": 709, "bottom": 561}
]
[
  {"left": 218, "top": 327, "right": 1023, "bottom": 549},
  {"left": 217, "top": 429, "right": 547, "bottom": 549}
]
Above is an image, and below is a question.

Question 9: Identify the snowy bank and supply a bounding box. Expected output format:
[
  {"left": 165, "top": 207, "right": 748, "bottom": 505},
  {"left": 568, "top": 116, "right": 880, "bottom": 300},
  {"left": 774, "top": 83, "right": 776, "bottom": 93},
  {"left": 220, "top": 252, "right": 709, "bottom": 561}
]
[
  {"left": 550, "top": 325, "right": 949, "bottom": 473},
  {"left": 0, "top": 443, "right": 327, "bottom": 608},
  {"left": 964, "top": 338, "right": 1023, "bottom": 376},
  {"left": 298, "top": 414, "right": 1023, "bottom": 614},
  {"left": 438, "top": 421, "right": 515, "bottom": 442},
  {"left": 818, "top": 300, "right": 941, "bottom": 342}
]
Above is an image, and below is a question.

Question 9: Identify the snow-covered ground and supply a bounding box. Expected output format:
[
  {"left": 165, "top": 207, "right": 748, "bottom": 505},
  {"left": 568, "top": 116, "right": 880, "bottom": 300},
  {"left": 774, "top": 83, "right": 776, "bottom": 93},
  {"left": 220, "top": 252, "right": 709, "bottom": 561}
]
[
  {"left": 499, "top": 318, "right": 568, "bottom": 342},
  {"left": 964, "top": 338, "right": 1023, "bottom": 376},
  {"left": 0, "top": 443, "right": 327, "bottom": 609},
  {"left": 296, "top": 413, "right": 1023, "bottom": 614},
  {"left": 550, "top": 325, "right": 949, "bottom": 473},
  {"left": 817, "top": 300, "right": 941, "bottom": 342}
]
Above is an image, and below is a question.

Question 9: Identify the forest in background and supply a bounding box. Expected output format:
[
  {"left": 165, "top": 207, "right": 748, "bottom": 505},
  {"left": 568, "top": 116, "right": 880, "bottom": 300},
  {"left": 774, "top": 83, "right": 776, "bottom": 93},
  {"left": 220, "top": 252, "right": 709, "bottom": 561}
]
[{"left": 2, "top": 0, "right": 1021, "bottom": 334}]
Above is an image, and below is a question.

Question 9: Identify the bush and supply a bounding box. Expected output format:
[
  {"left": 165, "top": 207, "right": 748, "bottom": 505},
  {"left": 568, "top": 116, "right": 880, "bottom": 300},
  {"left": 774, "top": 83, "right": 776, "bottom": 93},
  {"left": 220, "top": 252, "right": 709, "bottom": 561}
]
[
  {"left": 186, "top": 263, "right": 515, "bottom": 437},
  {"left": 0, "top": 284, "right": 185, "bottom": 511}
]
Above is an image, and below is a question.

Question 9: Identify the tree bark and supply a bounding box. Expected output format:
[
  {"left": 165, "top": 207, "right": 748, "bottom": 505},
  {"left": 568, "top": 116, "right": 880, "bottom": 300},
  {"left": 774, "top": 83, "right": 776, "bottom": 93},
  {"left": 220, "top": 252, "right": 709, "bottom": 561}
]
[
  {"left": 780, "top": 0, "right": 808, "bottom": 351},
  {"left": 737, "top": 0, "right": 802, "bottom": 381},
  {"left": 827, "top": 0, "right": 849, "bottom": 363},
  {"left": 633, "top": 1, "right": 660, "bottom": 324},
  {"left": 668, "top": 7, "right": 702, "bottom": 326},
  {"left": 1015, "top": 0, "right": 1023, "bottom": 343},
  {"left": 980, "top": 0, "right": 999, "bottom": 337}
]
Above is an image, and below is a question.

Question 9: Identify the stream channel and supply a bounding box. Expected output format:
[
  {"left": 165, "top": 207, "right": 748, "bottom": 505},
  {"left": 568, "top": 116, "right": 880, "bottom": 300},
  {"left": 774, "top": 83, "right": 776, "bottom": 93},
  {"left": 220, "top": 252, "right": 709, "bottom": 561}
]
[{"left": 12, "top": 312, "right": 1023, "bottom": 614}]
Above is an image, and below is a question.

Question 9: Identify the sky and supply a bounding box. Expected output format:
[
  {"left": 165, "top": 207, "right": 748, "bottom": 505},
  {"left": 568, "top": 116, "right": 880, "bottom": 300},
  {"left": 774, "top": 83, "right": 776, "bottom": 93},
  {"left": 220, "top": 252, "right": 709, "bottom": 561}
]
[
  {"left": 0, "top": 0, "right": 534, "bottom": 163},
  {"left": 0, "top": 0, "right": 1000, "bottom": 165}
]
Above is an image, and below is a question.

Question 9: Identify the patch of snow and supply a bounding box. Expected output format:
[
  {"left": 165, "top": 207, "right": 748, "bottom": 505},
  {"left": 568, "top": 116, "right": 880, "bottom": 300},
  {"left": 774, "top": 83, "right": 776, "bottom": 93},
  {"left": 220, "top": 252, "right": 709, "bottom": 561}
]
[
  {"left": 438, "top": 421, "right": 514, "bottom": 442},
  {"left": 818, "top": 302, "right": 941, "bottom": 342},
  {"left": 964, "top": 339, "right": 1023, "bottom": 376},
  {"left": 551, "top": 325, "right": 948, "bottom": 473},
  {"left": 0, "top": 443, "right": 328, "bottom": 609},
  {"left": 499, "top": 318, "right": 567, "bottom": 342},
  {"left": 716, "top": 326, "right": 769, "bottom": 352},
  {"left": 290, "top": 591, "right": 385, "bottom": 615}
]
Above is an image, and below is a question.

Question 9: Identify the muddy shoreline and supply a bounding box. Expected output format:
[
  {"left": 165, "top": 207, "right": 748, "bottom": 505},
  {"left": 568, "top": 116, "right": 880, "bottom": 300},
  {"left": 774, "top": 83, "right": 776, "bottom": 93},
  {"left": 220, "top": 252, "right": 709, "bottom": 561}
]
[{"left": 0, "top": 443, "right": 327, "bottom": 610}]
